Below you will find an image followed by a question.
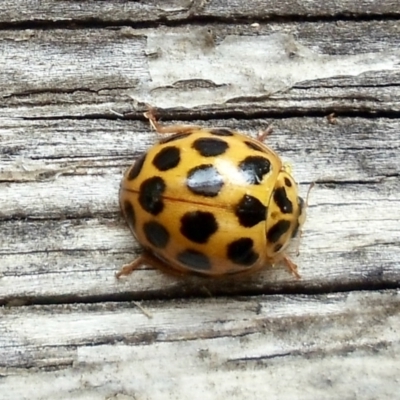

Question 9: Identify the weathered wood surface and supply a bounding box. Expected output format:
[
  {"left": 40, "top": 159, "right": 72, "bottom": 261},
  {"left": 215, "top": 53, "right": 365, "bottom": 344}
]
[
  {"left": 1, "top": 291, "right": 399, "bottom": 400},
  {"left": 0, "top": 2, "right": 399, "bottom": 399},
  {"left": 1, "top": 20, "right": 400, "bottom": 115},
  {"left": 1, "top": 116, "right": 400, "bottom": 303},
  {"left": 1, "top": 0, "right": 400, "bottom": 22}
]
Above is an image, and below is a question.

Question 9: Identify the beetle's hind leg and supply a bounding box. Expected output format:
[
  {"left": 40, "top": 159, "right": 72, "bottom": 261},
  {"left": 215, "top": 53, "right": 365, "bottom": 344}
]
[
  {"left": 116, "top": 255, "right": 146, "bottom": 278},
  {"left": 281, "top": 255, "right": 301, "bottom": 280},
  {"left": 116, "top": 250, "right": 187, "bottom": 279}
]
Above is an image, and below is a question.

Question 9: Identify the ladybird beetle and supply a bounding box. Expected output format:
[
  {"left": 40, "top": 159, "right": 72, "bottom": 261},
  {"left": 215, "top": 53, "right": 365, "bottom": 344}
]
[{"left": 117, "top": 110, "right": 307, "bottom": 279}]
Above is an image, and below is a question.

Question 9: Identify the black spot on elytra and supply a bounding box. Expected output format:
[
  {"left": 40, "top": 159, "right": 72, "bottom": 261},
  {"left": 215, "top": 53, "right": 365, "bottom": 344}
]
[
  {"left": 139, "top": 177, "right": 166, "bottom": 215},
  {"left": 152, "top": 146, "right": 180, "bottom": 171},
  {"left": 239, "top": 156, "right": 271, "bottom": 185},
  {"left": 127, "top": 154, "right": 146, "bottom": 180},
  {"left": 159, "top": 132, "right": 192, "bottom": 144},
  {"left": 227, "top": 238, "right": 259, "bottom": 266},
  {"left": 244, "top": 141, "right": 265, "bottom": 153},
  {"left": 267, "top": 220, "right": 291, "bottom": 243},
  {"left": 284, "top": 177, "right": 292, "bottom": 187},
  {"left": 177, "top": 249, "right": 212, "bottom": 271},
  {"left": 235, "top": 195, "right": 266, "bottom": 227},
  {"left": 143, "top": 221, "right": 170, "bottom": 248},
  {"left": 209, "top": 128, "right": 234, "bottom": 137},
  {"left": 273, "top": 187, "right": 293, "bottom": 214},
  {"left": 123, "top": 200, "right": 136, "bottom": 229},
  {"left": 192, "top": 138, "right": 229, "bottom": 157},
  {"left": 186, "top": 164, "right": 224, "bottom": 197},
  {"left": 180, "top": 211, "right": 218, "bottom": 243}
]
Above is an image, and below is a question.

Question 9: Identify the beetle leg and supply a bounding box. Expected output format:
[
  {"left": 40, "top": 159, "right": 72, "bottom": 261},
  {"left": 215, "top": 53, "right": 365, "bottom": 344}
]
[
  {"left": 281, "top": 255, "right": 301, "bottom": 279},
  {"left": 115, "top": 256, "right": 145, "bottom": 278},
  {"left": 144, "top": 107, "right": 202, "bottom": 135},
  {"left": 116, "top": 250, "right": 187, "bottom": 279},
  {"left": 256, "top": 125, "right": 273, "bottom": 142}
]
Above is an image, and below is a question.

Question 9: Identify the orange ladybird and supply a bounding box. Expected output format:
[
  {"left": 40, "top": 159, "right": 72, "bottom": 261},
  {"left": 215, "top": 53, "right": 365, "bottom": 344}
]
[{"left": 117, "top": 111, "right": 307, "bottom": 279}]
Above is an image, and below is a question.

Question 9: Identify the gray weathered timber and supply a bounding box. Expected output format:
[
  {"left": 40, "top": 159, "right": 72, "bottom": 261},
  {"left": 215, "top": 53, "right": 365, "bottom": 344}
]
[
  {"left": 0, "top": 4, "right": 399, "bottom": 399},
  {"left": 1, "top": 21, "right": 400, "bottom": 114},
  {"left": 1, "top": 0, "right": 399, "bottom": 23},
  {"left": 1, "top": 116, "right": 399, "bottom": 302},
  {"left": 0, "top": 291, "right": 399, "bottom": 399}
]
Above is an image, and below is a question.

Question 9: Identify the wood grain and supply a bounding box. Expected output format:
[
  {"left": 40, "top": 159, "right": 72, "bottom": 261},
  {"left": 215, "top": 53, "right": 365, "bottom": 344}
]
[
  {"left": 1, "top": 116, "right": 399, "bottom": 303},
  {"left": 1, "top": 21, "right": 399, "bottom": 114},
  {"left": 1, "top": 0, "right": 399, "bottom": 23},
  {"left": 0, "top": 4, "right": 399, "bottom": 399},
  {"left": 0, "top": 290, "right": 399, "bottom": 399}
]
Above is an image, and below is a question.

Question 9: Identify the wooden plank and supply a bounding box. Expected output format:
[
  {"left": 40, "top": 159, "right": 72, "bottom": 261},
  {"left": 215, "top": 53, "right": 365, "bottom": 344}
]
[
  {"left": 1, "top": 22, "right": 399, "bottom": 114},
  {"left": 0, "top": 3, "right": 399, "bottom": 399},
  {"left": 0, "top": 290, "right": 399, "bottom": 399},
  {"left": 1, "top": 0, "right": 399, "bottom": 23},
  {"left": 1, "top": 117, "right": 399, "bottom": 302}
]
